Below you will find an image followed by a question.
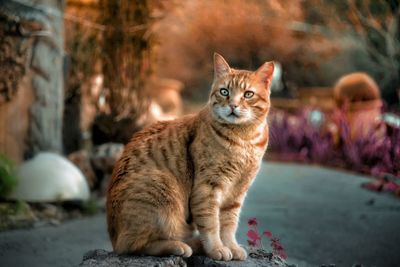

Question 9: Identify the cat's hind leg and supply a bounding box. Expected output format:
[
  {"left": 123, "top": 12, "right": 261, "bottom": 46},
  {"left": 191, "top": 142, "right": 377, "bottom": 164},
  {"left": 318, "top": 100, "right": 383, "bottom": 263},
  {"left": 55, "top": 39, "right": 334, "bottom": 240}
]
[{"left": 109, "top": 170, "right": 194, "bottom": 256}]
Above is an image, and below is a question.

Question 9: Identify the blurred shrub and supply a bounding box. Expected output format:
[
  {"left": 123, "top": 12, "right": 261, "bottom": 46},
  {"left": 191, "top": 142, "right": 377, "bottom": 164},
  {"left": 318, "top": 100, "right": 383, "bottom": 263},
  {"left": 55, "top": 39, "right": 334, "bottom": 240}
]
[
  {"left": 268, "top": 110, "right": 337, "bottom": 164},
  {"left": 0, "top": 154, "right": 18, "bottom": 197},
  {"left": 268, "top": 109, "right": 400, "bottom": 178},
  {"left": 302, "top": 0, "right": 400, "bottom": 105},
  {"left": 154, "top": 0, "right": 340, "bottom": 101},
  {"left": 154, "top": 0, "right": 399, "bottom": 106}
]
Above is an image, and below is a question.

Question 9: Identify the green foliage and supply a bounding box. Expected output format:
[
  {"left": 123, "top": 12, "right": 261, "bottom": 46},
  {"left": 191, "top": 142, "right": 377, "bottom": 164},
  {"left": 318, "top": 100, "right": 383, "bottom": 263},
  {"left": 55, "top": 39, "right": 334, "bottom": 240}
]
[
  {"left": 14, "top": 199, "right": 29, "bottom": 213},
  {"left": 0, "top": 200, "right": 32, "bottom": 231},
  {"left": 82, "top": 198, "right": 99, "bottom": 215},
  {"left": 0, "top": 200, "right": 29, "bottom": 217},
  {"left": 0, "top": 154, "right": 18, "bottom": 197}
]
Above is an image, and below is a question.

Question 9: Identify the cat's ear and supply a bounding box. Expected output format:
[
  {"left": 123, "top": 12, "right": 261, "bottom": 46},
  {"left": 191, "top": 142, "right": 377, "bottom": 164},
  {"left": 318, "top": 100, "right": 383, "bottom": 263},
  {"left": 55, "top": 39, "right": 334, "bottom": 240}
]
[
  {"left": 214, "top": 52, "right": 231, "bottom": 79},
  {"left": 255, "top": 61, "right": 274, "bottom": 90}
]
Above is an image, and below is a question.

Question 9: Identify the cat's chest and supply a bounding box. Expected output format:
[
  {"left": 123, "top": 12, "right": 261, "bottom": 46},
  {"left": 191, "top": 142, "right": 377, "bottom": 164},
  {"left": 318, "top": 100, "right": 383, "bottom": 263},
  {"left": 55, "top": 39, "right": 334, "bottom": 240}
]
[
  {"left": 214, "top": 145, "right": 261, "bottom": 182},
  {"left": 191, "top": 123, "right": 267, "bottom": 179},
  {"left": 195, "top": 134, "right": 265, "bottom": 166}
]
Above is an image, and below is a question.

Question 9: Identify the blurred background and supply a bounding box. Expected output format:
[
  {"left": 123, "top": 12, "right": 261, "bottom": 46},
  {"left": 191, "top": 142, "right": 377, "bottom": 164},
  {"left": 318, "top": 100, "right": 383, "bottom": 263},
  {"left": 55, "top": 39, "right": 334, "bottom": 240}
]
[{"left": 0, "top": 0, "right": 400, "bottom": 266}]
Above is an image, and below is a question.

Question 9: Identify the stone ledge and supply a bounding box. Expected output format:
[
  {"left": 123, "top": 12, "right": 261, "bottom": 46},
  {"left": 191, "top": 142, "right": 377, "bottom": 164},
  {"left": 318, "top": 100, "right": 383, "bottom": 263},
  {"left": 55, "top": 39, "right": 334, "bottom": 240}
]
[{"left": 79, "top": 249, "right": 291, "bottom": 267}]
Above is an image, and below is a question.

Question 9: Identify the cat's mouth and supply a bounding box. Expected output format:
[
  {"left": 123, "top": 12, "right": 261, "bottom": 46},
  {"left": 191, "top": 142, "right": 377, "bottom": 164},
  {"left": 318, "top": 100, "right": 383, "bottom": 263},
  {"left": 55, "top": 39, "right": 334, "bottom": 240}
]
[{"left": 228, "top": 112, "right": 240, "bottom": 118}]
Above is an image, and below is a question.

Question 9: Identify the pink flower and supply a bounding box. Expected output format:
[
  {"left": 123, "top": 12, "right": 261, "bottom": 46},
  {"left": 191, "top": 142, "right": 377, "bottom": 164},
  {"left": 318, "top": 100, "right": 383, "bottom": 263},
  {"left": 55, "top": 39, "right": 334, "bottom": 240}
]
[
  {"left": 248, "top": 217, "right": 258, "bottom": 226},
  {"left": 362, "top": 180, "right": 384, "bottom": 192},
  {"left": 247, "top": 229, "right": 261, "bottom": 241},
  {"left": 246, "top": 217, "right": 288, "bottom": 259},
  {"left": 278, "top": 250, "right": 288, "bottom": 259},
  {"left": 263, "top": 231, "right": 273, "bottom": 238},
  {"left": 247, "top": 239, "right": 257, "bottom": 247},
  {"left": 383, "top": 181, "right": 399, "bottom": 192},
  {"left": 271, "top": 238, "right": 283, "bottom": 250}
]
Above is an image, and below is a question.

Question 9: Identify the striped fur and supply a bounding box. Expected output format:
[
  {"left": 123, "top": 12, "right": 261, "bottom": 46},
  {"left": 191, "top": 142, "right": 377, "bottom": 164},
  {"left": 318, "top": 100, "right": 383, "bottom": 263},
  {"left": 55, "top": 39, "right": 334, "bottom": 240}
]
[{"left": 106, "top": 53, "right": 274, "bottom": 261}]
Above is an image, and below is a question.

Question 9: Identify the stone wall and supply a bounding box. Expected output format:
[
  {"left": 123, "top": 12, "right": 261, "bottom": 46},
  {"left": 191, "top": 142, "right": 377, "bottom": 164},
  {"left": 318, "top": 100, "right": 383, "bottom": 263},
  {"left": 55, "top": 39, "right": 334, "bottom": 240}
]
[{"left": 0, "top": 0, "right": 64, "bottom": 162}]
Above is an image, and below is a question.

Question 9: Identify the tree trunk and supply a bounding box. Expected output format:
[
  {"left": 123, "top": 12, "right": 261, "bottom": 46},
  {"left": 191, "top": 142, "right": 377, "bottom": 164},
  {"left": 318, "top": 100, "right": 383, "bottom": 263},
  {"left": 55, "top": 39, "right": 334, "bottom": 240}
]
[{"left": 99, "top": 0, "right": 153, "bottom": 118}]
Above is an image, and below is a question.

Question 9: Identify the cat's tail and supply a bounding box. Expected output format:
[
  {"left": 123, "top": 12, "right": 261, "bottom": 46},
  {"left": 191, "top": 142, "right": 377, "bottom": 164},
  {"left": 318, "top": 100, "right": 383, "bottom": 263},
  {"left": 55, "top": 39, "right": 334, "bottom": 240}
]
[
  {"left": 185, "top": 236, "right": 203, "bottom": 254},
  {"left": 157, "top": 214, "right": 204, "bottom": 255},
  {"left": 112, "top": 217, "right": 203, "bottom": 256},
  {"left": 134, "top": 218, "right": 201, "bottom": 257},
  {"left": 183, "top": 223, "right": 203, "bottom": 254}
]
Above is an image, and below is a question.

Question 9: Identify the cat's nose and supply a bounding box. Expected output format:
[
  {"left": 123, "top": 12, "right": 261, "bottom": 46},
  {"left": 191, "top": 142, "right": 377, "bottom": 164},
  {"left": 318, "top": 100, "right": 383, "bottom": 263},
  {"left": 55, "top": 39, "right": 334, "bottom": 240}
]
[{"left": 229, "top": 104, "right": 238, "bottom": 111}]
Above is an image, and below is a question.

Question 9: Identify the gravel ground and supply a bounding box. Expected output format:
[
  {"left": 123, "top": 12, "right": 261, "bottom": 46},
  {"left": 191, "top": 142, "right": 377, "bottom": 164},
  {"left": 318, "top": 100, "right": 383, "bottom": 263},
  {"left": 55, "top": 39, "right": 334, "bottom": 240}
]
[{"left": 0, "top": 162, "right": 399, "bottom": 267}]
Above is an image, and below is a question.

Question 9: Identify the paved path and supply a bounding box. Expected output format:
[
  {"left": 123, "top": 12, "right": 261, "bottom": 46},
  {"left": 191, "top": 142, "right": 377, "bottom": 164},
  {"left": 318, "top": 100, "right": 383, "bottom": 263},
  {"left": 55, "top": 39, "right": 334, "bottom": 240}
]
[
  {"left": 0, "top": 162, "right": 399, "bottom": 267},
  {"left": 239, "top": 162, "right": 400, "bottom": 266},
  {"left": 0, "top": 214, "right": 111, "bottom": 267}
]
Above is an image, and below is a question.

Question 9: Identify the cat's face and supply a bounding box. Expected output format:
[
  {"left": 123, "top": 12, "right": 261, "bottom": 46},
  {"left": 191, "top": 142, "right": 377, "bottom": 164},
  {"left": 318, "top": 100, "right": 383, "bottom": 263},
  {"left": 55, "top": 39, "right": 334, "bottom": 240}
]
[{"left": 209, "top": 53, "right": 274, "bottom": 125}]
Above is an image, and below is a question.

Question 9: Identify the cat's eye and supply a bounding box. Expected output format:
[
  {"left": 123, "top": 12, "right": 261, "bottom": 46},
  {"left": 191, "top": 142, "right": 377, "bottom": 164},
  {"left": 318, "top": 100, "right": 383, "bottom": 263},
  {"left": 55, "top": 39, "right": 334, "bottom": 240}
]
[
  {"left": 220, "top": 88, "right": 229, "bottom": 96},
  {"left": 244, "top": 91, "right": 254, "bottom": 99}
]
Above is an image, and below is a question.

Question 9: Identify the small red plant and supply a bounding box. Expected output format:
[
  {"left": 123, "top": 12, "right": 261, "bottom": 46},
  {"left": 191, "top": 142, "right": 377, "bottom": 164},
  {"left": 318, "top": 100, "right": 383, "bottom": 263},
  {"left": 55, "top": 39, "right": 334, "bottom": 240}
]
[
  {"left": 361, "top": 175, "right": 400, "bottom": 196},
  {"left": 246, "top": 217, "right": 287, "bottom": 259}
]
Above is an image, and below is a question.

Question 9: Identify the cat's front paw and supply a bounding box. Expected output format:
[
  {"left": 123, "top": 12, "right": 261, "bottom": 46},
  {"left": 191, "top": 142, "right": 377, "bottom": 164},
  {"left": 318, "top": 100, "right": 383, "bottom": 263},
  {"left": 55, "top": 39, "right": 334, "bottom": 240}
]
[
  {"left": 206, "top": 245, "right": 232, "bottom": 261},
  {"left": 229, "top": 245, "right": 247, "bottom": 261}
]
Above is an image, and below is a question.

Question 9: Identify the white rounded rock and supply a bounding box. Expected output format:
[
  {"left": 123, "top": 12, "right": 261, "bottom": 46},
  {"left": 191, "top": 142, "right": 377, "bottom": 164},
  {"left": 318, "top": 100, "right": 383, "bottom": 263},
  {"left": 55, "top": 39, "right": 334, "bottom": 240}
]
[{"left": 9, "top": 152, "right": 90, "bottom": 202}]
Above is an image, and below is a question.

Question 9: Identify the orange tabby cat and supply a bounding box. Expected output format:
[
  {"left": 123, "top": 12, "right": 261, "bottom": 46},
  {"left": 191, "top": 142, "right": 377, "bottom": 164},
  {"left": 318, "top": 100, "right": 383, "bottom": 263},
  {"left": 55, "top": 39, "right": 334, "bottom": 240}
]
[{"left": 107, "top": 53, "right": 274, "bottom": 261}]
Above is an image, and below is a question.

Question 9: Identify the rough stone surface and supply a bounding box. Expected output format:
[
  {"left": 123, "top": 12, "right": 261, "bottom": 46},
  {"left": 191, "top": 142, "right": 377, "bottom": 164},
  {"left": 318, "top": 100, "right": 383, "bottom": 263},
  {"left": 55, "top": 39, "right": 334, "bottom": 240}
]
[{"left": 79, "top": 249, "right": 290, "bottom": 267}]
